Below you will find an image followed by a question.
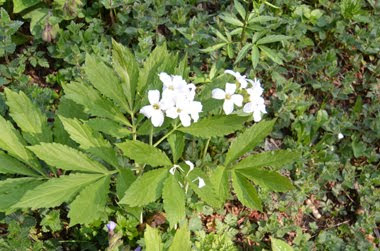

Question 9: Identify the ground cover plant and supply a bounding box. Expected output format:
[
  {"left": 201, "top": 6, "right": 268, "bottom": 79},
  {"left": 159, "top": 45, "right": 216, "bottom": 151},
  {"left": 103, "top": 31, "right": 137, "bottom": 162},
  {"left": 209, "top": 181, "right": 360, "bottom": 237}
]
[{"left": 0, "top": 0, "right": 379, "bottom": 250}]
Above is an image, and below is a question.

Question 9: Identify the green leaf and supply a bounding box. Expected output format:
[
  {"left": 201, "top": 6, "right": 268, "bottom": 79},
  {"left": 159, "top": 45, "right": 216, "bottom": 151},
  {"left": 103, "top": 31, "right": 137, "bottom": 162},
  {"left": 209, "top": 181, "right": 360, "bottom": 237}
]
[
  {"left": 0, "top": 151, "right": 39, "bottom": 176},
  {"left": 251, "top": 45, "right": 260, "bottom": 69},
  {"left": 68, "top": 175, "right": 110, "bottom": 226},
  {"left": 237, "top": 167, "right": 294, "bottom": 192},
  {"left": 225, "top": 119, "right": 276, "bottom": 166},
  {"left": 119, "top": 168, "right": 168, "bottom": 207},
  {"left": 0, "top": 115, "right": 40, "bottom": 169},
  {"left": 201, "top": 43, "right": 226, "bottom": 53},
  {"left": 256, "top": 35, "right": 292, "bottom": 45},
  {"left": 235, "top": 43, "right": 251, "bottom": 65},
  {"left": 59, "top": 116, "right": 120, "bottom": 168},
  {"left": 186, "top": 168, "right": 222, "bottom": 208},
  {"left": 234, "top": 0, "right": 246, "bottom": 19},
  {"left": 116, "top": 168, "right": 136, "bottom": 200},
  {"left": 162, "top": 175, "right": 186, "bottom": 228},
  {"left": 13, "top": 0, "right": 40, "bottom": 13},
  {"left": 271, "top": 237, "right": 294, "bottom": 251},
  {"left": 4, "top": 88, "right": 51, "bottom": 143},
  {"left": 233, "top": 150, "right": 300, "bottom": 170},
  {"left": 144, "top": 225, "right": 163, "bottom": 251},
  {"left": 117, "top": 140, "right": 172, "bottom": 167},
  {"left": 63, "top": 81, "right": 130, "bottom": 126},
  {"left": 220, "top": 13, "right": 244, "bottom": 26},
  {"left": 85, "top": 54, "right": 130, "bottom": 112},
  {"left": 179, "top": 115, "right": 247, "bottom": 138},
  {"left": 112, "top": 39, "right": 139, "bottom": 109},
  {"left": 259, "top": 45, "right": 283, "bottom": 65},
  {"left": 169, "top": 224, "right": 191, "bottom": 251},
  {"left": 13, "top": 173, "right": 105, "bottom": 209},
  {"left": 248, "top": 15, "right": 277, "bottom": 24},
  {"left": 167, "top": 132, "right": 185, "bottom": 163},
  {"left": 87, "top": 118, "right": 130, "bottom": 139},
  {"left": 0, "top": 178, "right": 43, "bottom": 211},
  {"left": 231, "top": 171, "right": 262, "bottom": 211},
  {"left": 210, "top": 166, "right": 229, "bottom": 202},
  {"left": 27, "top": 143, "right": 109, "bottom": 174}
]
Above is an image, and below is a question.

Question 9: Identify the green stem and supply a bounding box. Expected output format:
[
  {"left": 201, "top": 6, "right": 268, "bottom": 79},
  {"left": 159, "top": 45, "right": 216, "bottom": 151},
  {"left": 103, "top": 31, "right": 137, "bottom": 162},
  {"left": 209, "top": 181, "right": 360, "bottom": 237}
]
[
  {"left": 240, "top": 8, "right": 249, "bottom": 47},
  {"left": 153, "top": 124, "right": 180, "bottom": 147},
  {"left": 149, "top": 126, "right": 153, "bottom": 145},
  {"left": 202, "top": 138, "right": 211, "bottom": 162},
  {"left": 131, "top": 113, "right": 137, "bottom": 141}
]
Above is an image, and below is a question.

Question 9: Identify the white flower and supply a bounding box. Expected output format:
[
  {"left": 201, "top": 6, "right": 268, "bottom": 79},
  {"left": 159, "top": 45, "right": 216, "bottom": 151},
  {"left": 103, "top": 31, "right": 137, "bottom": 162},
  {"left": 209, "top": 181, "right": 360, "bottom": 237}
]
[
  {"left": 160, "top": 72, "right": 189, "bottom": 102},
  {"left": 246, "top": 78, "right": 263, "bottom": 97},
  {"left": 140, "top": 90, "right": 169, "bottom": 127},
  {"left": 243, "top": 96, "right": 267, "bottom": 122},
  {"left": 338, "top": 133, "right": 344, "bottom": 140},
  {"left": 166, "top": 98, "right": 202, "bottom": 127},
  {"left": 225, "top": 69, "right": 254, "bottom": 89},
  {"left": 184, "top": 160, "right": 194, "bottom": 172},
  {"left": 169, "top": 164, "right": 184, "bottom": 175},
  {"left": 192, "top": 177, "right": 206, "bottom": 188},
  {"left": 212, "top": 83, "right": 243, "bottom": 115}
]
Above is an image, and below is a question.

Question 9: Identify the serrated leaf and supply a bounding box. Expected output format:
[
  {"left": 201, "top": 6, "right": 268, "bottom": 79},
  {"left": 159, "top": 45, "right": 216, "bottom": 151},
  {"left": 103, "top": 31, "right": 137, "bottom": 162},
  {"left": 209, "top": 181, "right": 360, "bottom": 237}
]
[
  {"left": 251, "top": 45, "right": 260, "bottom": 69},
  {"left": 116, "top": 168, "right": 136, "bottom": 200},
  {"left": 0, "top": 115, "right": 40, "bottom": 169},
  {"left": 248, "top": 15, "right": 277, "bottom": 24},
  {"left": 259, "top": 45, "right": 283, "bottom": 65},
  {"left": 120, "top": 168, "right": 168, "bottom": 207},
  {"left": 256, "top": 35, "right": 292, "bottom": 45},
  {"left": 0, "top": 151, "right": 39, "bottom": 176},
  {"left": 112, "top": 39, "right": 139, "bottom": 109},
  {"left": 85, "top": 54, "right": 130, "bottom": 112},
  {"left": 236, "top": 167, "right": 294, "bottom": 192},
  {"left": 220, "top": 13, "right": 244, "bottom": 26},
  {"left": 235, "top": 43, "right": 252, "bottom": 64},
  {"left": 169, "top": 224, "right": 191, "bottom": 251},
  {"left": 201, "top": 43, "right": 226, "bottom": 53},
  {"left": 162, "top": 175, "right": 186, "bottom": 228},
  {"left": 210, "top": 166, "right": 229, "bottom": 202},
  {"left": 231, "top": 171, "right": 262, "bottom": 211},
  {"left": 233, "top": 150, "right": 300, "bottom": 170},
  {"left": 117, "top": 140, "right": 172, "bottom": 167},
  {"left": 179, "top": 115, "right": 247, "bottom": 138},
  {"left": 68, "top": 175, "right": 110, "bottom": 226},
  {"left": 145, "top": 225, "right": 163, "bottom": 251},
  {"left": 13, "top": 0, "right": 40, "bottom": 13},
  {"left": 271, "top": 237, "right": 294, "bottom": 251},
  {"left": 167, "top": 132, "right": 185, "bottom": 163},
  {"left": 63, "top": 81, "right": 130, "bottom": 126},
  {"left": 0, "top": 178, "right": 43, "bottom": 211},
  {"left": 234, "top": 0, "right": 246, "bottom": 19},
  {"left": 186, "top": 168, "right": 222, "bottom": 208},
  {"left": 27, "top": 143, "right": 109, "bottom": 174},
  {"left": 13, "top": 173, "right": 105, "bottom": 209},
  {"left": 60, "top": 116, "right": 120, "bottom": 168},
  {"left": 225, "top": 119, "right": 276, "bottom": 166},
  {"left": 4, "top": 88, "right": 51, "bottom": 142},
  {"left": 87, "top": 118, "right": 130, "bottom": 139}
]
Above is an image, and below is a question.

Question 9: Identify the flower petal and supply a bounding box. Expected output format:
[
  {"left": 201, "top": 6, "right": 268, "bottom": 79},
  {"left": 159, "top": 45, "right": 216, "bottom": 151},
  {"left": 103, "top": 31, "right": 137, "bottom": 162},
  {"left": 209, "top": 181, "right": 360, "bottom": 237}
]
[
  {"left": 148, "top": 90, "right": 160, "bottom": 104},
  {"left": 140, "top": 105, "right": 154, "bottom": 118},
  {"left": 231, "top": 94, "right": 243, "bottom": 107},
  {"left": 243, "top": 102, "right": 254, "bottom": 113},
  {"left": 225, "top": 83, "right": 237, "bottom": 94},
  {"left": 179, "top": 112, "right": 191, "bottom": 127},
  {"left": 223, "top": 100, "right": 234, "bottom": 115},
  {"left": 212, "top": 88, "right": 225, "bottom": 99},
  {"left": 151, "top": 110, "right": 164, "bottom": 127},
  {"left": 253, "top": 111, "right": 262, "bottom": 122},
  {"left": 165, "top": 107, "right": 179, "bottom": 119},
  {"left": 159, "top": 72, "right": 172, "bottom": 87},
  {"left": 185, "top": 160, "right": 194, "bottom": 172},
  {"left": 224, "top": 69, "right": 239, "bottom": 78}
]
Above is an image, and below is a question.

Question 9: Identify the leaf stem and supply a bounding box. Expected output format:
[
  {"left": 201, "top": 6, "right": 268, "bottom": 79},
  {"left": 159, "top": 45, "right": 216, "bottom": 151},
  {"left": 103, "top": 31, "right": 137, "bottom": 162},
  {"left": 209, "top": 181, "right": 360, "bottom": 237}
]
[
  {"left": 202, "top": 138, "right": 211, "bottom": 162},
  {"left": 153, "top": 124, "right": 180, "bottom": 147}
]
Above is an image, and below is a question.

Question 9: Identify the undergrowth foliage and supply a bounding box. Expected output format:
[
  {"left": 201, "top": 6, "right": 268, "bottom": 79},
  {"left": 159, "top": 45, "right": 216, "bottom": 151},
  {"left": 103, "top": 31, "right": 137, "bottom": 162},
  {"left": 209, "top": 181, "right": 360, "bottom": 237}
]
[{"left": 0, "top": 40, "right": 299, "bottom": 247}]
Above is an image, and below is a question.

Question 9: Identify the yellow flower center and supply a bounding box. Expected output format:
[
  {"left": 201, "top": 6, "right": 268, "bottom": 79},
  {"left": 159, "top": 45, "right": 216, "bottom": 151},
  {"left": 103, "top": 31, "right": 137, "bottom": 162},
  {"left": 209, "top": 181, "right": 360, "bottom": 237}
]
[
  {"left": 225, "top": 94, "right": 231, "bottom": 100},
  {"left": 153, "top": 104, "right": 160, "bottom": 110}
]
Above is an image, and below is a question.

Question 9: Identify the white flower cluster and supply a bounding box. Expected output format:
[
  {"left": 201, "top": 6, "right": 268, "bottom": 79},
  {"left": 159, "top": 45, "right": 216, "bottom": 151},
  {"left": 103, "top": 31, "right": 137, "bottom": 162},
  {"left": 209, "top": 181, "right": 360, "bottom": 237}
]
[
  {"left": 140, "top": 72, "right": 203, "bottom": 127},
  {"left": 212, "top": 70, "right": 267, "bottom": 122}
]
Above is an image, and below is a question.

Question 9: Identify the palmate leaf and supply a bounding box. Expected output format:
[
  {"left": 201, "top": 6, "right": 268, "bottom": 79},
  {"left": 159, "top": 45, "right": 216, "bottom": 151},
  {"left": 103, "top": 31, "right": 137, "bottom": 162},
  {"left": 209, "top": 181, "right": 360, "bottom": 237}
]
[
  {"left": 0, "top": 151, "right": 39, "bottom": 176},
  {"left": 225, "top": 119, "right": 276, "bottom": 166},
  {"left": 231, "top": 171, "right": 262, "bottom": 211},
  {"left": 233, "top": 150, "right": 300, "bottom": 170},
  {"left": 60, "top": 116, "right": 120, "bottom": 168},
  {"left": 116, "top": 140, "right": 172, "bottom": 167},
  {"left": 162, "top": 175, "right": 186, "bottom": 228},
  {"left": 112, "top": 39, "right": 139, "bottom": 109},
  {"left": 63, "top": 81, "right": 131, "bottom": 126},
  {"left": 179, "top": 115, "right": 247, "bottom": 138},
  {"left": 27, "top": 143, "right": 109, "bottom": 174},
  {"left": 144, "top": 225, "right": 163, "bottom": 251},
  {"left": 169, "top": 224, "right": 191, "bottom": 251},
  {"left": 68, "top": 175, "right": 110, "bottom": 226},
  {"left": 0, "top": 178, "right": 43, "bottom": 211},
  {"left": 167, "top": 132, "right": 185, "bottom": 163},
  {"left": 259, "top": 45, "right": 284, "bottom": 65},
  {"left": 256, "top": 35, "right": 292, "bottom": 45},
  {"left": 13, "top": 173, "right": 105, "bottom": 209},
  {"left": 85, "top": 54, "right": 130, "bottom": 112},
  {"left": 210, "top": 166, "right": 229, "bottom": 202},
  {"left": 236, "top": 167, "right": 294, "bottom": 192},
  {"left": 87, "top": 118, "right": 130, "bottom": 139},
  {"left": 116, "top": 168, "right": 136, "bottom": 200},
  {"left": 119, "top": 168, "right": 168, "bottom": 207},
  {"left": 4, "top": 88, "right": 51, "bottom": 143}
]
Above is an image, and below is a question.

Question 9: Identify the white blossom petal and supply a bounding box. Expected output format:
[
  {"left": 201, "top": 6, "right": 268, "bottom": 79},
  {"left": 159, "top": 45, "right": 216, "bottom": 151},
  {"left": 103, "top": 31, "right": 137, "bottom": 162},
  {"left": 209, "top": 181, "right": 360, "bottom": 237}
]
[
  {"left": 185, "top": 160, "right": 194, "bottom": 172},
  {"left": 231, "top": 94, "right": 243, "bottom": 107},
  {"left": 223, "top": 100, "right": 234, "bottom": 115},
  {"left": 140, "top": 105, "right": 154, "bottom": 118},
  {"left": 151, "top": 110, "right": 164, "bottom": 127},
  {"left": 253, "top": 111, "right": 262, "bottom": 122},
  {"left": 166, "top": 107, "right": 179, "bottom": 119},
  {"left": 225, "top": 83, "right": 237, "bottom": 94},
  {"left": 159, "top": 72, "right": 172, "bottom": 87},
  {"left": 243, "top": 102, "right": 254, "bottom": 113},
  {"left": 212, "top": 88, "right": 225, "bottom": 99},
  {"left": 148, "top": 90, "right": 160, "bottom": 104},
  {"left": 179, "top": 113, "right": 191, "bottom": 127},
  {"left": 197, "top": 177, "right": 206, "bottom": 188}
]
